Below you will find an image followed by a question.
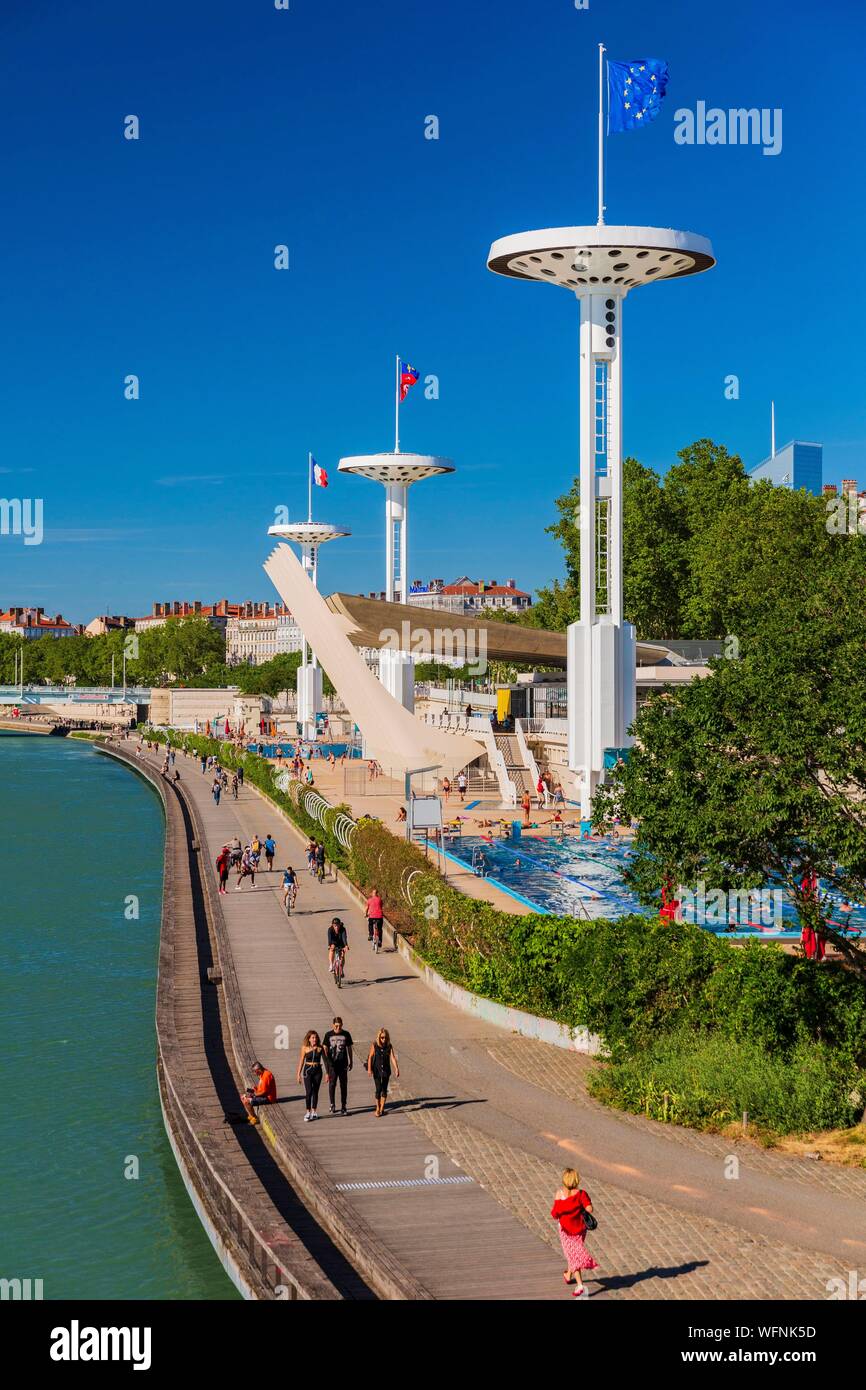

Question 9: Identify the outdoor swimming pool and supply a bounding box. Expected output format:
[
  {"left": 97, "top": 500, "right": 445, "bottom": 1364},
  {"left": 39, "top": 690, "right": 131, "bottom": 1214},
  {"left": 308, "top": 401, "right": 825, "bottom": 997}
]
[
  {"left": 246, "top": 741, "right": 363, "bottom": 760},
  {"left": 445, "top": 833, "right": 866, "bottom": 940}
]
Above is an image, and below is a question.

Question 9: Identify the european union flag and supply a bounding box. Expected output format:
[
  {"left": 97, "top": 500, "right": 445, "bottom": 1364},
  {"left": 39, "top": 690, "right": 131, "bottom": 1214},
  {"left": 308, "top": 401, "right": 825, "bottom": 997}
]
[{"left": 608, "top": 58, "right": 669, "bottom": 133}]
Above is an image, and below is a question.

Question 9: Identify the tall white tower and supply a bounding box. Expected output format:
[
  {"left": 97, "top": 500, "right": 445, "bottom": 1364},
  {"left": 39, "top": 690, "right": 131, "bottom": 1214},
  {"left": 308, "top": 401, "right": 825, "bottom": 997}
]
[
  {"left": 487, "top": 224, "right": 715, "bottom": 816},
  {"left": 338, "top": 451, "right": 454, "bottom": 711},
  {"left": 337, "top": 452, "right": 454, "bottom": 606},
  {"left": 266, "top": 518, "right": 349, "bottom": 738}
]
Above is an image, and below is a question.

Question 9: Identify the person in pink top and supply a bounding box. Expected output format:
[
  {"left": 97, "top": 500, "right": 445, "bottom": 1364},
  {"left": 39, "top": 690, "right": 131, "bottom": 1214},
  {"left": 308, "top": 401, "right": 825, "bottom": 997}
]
[
  {"left": 365, "top": 888, "right": 384, "bottom": 948},
  {"left": 550, "top": 1168, "right": 598, "bottom": 1298}
]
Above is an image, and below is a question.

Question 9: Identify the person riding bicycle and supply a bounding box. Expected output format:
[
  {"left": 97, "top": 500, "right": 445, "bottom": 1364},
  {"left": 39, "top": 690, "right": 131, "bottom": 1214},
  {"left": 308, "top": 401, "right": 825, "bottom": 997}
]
[
  {"left": 328, "top": 917, "right": 348, "bottom": 972},
  {"left": 282, "top": 865, "right": 299, "bottom": 912},
  {"left": 315, "top": 842, "right": 326, "bottom": 881},
  {"left": 365, "top": 888, "right": 384, "bottom": 948}
]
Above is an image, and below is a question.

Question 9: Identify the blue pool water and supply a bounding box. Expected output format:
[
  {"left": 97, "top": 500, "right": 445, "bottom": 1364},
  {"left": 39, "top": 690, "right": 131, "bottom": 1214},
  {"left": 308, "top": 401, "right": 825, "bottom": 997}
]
[
  {"left": 445, "top": 833, "right": 866, "bottom": 939},
  {"left": 246, "top": 741, "right": 362, "bottom": 760}
]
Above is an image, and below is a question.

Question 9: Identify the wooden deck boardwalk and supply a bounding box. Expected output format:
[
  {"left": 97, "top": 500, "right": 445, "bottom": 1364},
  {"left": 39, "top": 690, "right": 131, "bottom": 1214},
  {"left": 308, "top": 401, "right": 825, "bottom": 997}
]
[{"left": 154, "top": 747, "right": 560, "bottom": 1300}]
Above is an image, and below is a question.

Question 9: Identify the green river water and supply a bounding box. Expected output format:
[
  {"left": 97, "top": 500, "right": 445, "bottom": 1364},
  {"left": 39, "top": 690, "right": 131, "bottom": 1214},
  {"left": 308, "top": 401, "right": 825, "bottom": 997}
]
[{"left": 0, "top": 734, "right": 237, "bottom": 1299}]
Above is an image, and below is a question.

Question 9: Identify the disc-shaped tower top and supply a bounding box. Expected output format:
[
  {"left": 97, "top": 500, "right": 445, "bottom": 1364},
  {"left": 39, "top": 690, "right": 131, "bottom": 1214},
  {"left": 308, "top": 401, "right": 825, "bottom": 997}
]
[
  {"left": 338, "top": 451, "right": 454, "bottom": 486},
  {"left": 267, "top": 521, "right": 350, "bottom": 544},
  {"left": 487, "top": 224, "right": 715, "bottom": 295}
]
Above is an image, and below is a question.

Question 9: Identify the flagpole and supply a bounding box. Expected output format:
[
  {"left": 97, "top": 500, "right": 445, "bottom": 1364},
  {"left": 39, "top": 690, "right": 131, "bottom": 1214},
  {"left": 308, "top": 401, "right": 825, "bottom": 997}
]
[
  {"left": 395, "top": 354, "right": 400, "bottom": 454},
  {"left": 308, "top": 451, "right": 312, "bottom": 522},
  {"left": 597, "top": 43, "right": 606, "bottom": 225}
]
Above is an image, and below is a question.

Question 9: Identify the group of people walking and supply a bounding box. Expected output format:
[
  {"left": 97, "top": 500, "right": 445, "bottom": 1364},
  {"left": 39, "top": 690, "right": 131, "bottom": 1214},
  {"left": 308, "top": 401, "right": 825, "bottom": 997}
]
[
  {"left": 215, "top": 831, "right": 277, "bottom": 892},
  {"left": 242, "top": 1018, "right": 400, "bottom": 1125}
]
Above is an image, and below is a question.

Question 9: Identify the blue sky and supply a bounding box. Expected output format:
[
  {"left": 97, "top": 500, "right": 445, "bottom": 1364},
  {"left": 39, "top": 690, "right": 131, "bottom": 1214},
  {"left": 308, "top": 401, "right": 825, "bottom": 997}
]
[{"left": 1, "top": 0, "right": 864, "bottom": 622}]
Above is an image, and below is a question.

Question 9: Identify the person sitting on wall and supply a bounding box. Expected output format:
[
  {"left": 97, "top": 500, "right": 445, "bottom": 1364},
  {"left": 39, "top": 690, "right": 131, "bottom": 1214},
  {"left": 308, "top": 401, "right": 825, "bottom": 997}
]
[{"left": 241, "top": 1063, "right": 277, "bottom": 1124}]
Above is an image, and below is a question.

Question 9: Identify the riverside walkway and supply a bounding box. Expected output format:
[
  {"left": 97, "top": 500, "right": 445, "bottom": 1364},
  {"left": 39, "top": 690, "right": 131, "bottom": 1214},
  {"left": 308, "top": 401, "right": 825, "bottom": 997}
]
[{"left": 142, "top": 743, "right": 866, "bottom": 1301}]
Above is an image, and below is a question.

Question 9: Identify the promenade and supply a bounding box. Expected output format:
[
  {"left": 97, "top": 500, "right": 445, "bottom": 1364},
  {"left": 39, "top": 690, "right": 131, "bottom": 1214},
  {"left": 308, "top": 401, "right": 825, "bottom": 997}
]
[{"left": 146, "top": 744, "right": 866, "bottom": 1301}]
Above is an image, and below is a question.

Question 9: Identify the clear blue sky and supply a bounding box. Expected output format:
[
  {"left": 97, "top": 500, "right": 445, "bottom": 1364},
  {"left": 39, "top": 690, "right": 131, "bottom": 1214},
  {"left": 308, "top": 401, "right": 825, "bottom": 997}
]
[{"left": 2, "top": 0, "right": 864, "bottom": 622}]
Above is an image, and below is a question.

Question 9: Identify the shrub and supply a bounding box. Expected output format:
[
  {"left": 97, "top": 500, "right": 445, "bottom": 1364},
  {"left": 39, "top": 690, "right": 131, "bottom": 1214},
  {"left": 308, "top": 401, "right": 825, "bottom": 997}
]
[{"left": 589, "top": 1030, "right": 865, "bottom": 1134}]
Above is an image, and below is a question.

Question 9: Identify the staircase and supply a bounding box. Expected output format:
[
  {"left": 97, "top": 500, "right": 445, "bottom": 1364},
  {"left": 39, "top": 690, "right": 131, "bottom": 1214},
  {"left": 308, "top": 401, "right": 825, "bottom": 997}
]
[{"left": 494, "top": 733, "right": 534, "bottom": 797}]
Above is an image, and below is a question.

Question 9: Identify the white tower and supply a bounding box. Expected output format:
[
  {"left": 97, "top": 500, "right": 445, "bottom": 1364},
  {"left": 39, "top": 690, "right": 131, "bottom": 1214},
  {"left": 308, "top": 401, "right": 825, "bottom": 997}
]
[
  {"left": 487, "top": 224, "right": 715, "bottom": 816},
  {"left": 338, "top": 451, "right": 454, "bottom": 711},
  {"left": 266, "top": 518, "right": 349, "bottom": 738}
]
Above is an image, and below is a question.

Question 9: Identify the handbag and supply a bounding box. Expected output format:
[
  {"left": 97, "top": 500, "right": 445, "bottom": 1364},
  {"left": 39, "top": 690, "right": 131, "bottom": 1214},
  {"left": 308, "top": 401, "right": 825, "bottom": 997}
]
[{"left": 581, "top": 1199, "right": 598, "bottom": 1232}]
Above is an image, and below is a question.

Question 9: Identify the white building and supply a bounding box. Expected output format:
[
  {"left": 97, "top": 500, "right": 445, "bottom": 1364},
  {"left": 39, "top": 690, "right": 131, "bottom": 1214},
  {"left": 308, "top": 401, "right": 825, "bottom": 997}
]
[
  {"left": 225, "top": 609, "right": 303, "bottom": 666},
  {"left": 406, "top": 577, "right": 532, "bottom": 615}
]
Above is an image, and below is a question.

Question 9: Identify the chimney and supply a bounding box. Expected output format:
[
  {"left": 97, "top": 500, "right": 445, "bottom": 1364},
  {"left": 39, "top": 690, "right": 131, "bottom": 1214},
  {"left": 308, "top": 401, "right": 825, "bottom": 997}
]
[
  {"left": 152, "top": 602, "right": 160, "bottom": 617},
  {"left": 172, "top": 601, "right": 180, "bottom": 615},
  {"left": 822, "top": 484, "right": 838, "bottom": 496},
  {"left": 843, "top": 479, "right": 857, "bottom": 496},
  {"left": 194, "top": 600, "right": 201, "bottom": 613},
  {"left": 182, "top": 601, "right": 190, "bottom": 616},
  {"left": 506, "top": 578, "right": 516, "bottom": 589}
]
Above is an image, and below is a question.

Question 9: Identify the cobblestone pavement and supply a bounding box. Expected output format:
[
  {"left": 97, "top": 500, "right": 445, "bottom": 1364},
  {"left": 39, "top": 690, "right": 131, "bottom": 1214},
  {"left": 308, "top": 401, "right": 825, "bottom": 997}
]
[
  {"left": 402, "top": 1098, "right": 853, "bottom": 1301},
  {"left": 484, "top": 1037, "right": 866, "bottom": 1200}
]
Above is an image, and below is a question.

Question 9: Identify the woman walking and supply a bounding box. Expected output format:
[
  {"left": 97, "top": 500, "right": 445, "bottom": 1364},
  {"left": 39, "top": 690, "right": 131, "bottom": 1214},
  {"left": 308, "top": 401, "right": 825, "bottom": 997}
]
[
  {"left": 550, "top": 1169, "right": 598, "bottom": 1298},
  {"left": 296, "top": 1029, "right": 325, "bottom": 1122},
  {"left": 366, "top": 1028, "right": 399, "bottom": 1117},
  {"left": 215, "top": 846, "right": 230, "bottom": 896}
]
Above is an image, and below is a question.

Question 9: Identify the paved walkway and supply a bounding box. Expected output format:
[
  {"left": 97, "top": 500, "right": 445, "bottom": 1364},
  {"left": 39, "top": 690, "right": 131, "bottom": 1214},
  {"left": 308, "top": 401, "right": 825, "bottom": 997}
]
[{"left": 150, "top": 746, "right": 866, "bottom": 1301}]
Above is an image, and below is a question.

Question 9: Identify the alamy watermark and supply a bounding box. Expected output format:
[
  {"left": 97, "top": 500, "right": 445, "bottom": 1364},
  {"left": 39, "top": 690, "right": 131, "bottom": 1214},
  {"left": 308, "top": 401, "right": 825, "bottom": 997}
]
[
  {"left": 674, "top": 102, "right": 782, "bottom": 156},
  {"left": 677, "top": 882, "right": 784, "bottom": 929},
  {"left": 0, "top": 497, "right": 43, "bottom": 546},
  {"left": 379, "top": 619, "right": 487, "bottom": 676}
]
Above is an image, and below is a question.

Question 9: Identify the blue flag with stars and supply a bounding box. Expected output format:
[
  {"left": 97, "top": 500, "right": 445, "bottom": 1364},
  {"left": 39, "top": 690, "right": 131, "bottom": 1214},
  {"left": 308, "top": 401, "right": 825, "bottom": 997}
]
[{"left": 607, "top": 58, "right": 669, "bottom": 132}]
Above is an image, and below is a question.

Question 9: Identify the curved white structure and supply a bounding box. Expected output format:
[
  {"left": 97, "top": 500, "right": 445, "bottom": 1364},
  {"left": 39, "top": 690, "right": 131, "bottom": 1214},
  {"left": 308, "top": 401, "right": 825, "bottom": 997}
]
[
  {"left": 338, "top": 452, "right": 453, "bottom": 606},
  {"left": 266, "top": 520, "right": 350, "bottom": 736},
  {"left": 488, "top": 224, "right": 715, "bottom": 816},
  {"left": 264, "top": 543, "right": 482, "bottom": 777}
]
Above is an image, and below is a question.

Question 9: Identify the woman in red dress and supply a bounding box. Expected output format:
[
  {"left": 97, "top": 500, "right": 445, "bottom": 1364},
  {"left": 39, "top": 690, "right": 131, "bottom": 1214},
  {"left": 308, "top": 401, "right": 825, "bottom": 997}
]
[{"left": 551, "top": 1168, "right": 598, "bottom": 1298}]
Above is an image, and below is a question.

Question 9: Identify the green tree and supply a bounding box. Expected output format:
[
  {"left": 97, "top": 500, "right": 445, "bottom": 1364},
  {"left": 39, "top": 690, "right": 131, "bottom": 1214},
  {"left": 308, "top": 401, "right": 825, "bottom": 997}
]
[{"left": 593, "top": 535, "right": 866, "bottom": 976}]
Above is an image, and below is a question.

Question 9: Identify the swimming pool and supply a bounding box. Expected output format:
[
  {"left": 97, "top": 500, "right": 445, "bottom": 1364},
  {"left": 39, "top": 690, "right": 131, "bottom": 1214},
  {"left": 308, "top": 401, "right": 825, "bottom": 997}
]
[
  {"left": 246, "top": 741, "right": 363, "bottom": 760},
  {"left": 445, "top": 833, "right": 866, "bottom": 939}
]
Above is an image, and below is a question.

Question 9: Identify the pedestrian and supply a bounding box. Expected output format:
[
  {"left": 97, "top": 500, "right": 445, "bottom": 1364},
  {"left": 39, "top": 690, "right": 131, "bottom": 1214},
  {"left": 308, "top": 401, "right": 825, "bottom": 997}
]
[
  {"left": 240, "top": 1062, "right": 277, "bottom": 1125},
  {"left": 315, "top": 841, "right": 326, "bottom": 881},
  {"left": 442, "top": 776, "right": 451, "bottom": 804},
  {"left": 212, "top": 778, "right": 222, "bottom": 806},
  {"left": 296, "top": 1030, "right": 325, "bottom": 1122},
  {"left": 200, "top": 754, "right": 207, "bottom": 774},
  {"left": 216, "top": 846, "right": 230, "bottom": 895},
  {"left": 521, "top": 789, "right": 532, "bottom": 826},
  {"left": 237, "top": 763, "right": 244, "bottom": 787},
  {"left": 323, "top": 1015, "right": 353, "bottom": 1115},
  {"left": 457, "top": 770, "right": 467, "bottom": 802},
  {"left": 366, "top": 1027, "right": 399, "bottom": 1118},
  {"left": 550, "top": 1169, "right": 598, "bottom": 1299},
  {"left": 236, "top": 847, "right": 255, "bottom": 890},
  {"left": 264, "top": 833, "right": 276, "bottom": 872},
  {"left": 365, "top": 886, "right": 384, "bottom": 947}
]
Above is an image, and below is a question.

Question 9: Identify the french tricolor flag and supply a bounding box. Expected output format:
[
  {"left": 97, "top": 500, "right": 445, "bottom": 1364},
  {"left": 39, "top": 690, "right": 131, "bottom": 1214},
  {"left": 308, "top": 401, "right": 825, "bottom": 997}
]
[{"left": 311, "top": 457, "right": 328, "bottom": 488}]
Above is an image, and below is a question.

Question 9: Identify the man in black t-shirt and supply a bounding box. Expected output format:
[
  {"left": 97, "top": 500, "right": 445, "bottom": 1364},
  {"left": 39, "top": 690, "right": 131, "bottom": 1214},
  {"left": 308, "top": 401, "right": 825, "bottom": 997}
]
[{"left": 322, "top": 1015, "right": 353, "bottom": 1114}]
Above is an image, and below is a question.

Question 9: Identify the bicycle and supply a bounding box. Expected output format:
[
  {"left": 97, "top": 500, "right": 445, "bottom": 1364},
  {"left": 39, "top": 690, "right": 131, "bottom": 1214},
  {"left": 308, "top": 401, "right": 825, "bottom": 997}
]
[
  {"left": 333, "top": 948, "right": 345, "bottom": 989},
  {"left": 371, "top": 920, "right": 382, "bottom": 954}
]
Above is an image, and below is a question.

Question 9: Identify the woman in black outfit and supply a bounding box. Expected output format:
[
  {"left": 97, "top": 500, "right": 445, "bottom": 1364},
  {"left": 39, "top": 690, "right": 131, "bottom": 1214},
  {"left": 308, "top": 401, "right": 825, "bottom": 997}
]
[
  {"left": 296, "top": 1029, "right": 324, "bottom": 1122},
  {"left": 367, "top": 1028, "right": 400, "bottom": 1117}
]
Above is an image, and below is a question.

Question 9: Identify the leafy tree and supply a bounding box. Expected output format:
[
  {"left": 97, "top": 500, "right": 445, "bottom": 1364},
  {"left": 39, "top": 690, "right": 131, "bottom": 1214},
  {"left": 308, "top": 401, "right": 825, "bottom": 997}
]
[{"left": 593, "top": 535, "right": 866, "bottom": 975}]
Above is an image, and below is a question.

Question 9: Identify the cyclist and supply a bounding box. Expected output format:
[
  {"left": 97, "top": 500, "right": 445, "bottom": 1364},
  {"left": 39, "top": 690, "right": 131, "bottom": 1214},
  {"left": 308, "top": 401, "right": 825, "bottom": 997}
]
[
  {"left": 327, "top": 916, "right": 348, "bottom": 974},
  {"left": 365, "top": 887, "right": 384, "bottom": 950},
  {"left": 282, "top": 865, "right": 299, "bottom": 913},
  {"left": 315, "top": 841, "right": 326, "bottom": 882},
  {"left": 307, "top": 838, "right": 318, "bottom": 875}
]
